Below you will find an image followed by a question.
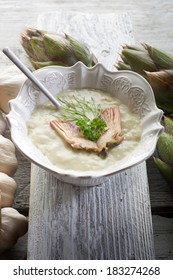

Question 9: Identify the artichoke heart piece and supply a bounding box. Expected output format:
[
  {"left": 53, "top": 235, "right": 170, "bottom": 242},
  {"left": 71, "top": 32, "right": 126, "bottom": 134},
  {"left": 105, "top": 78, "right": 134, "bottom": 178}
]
[
  {"left": 50, "top": 106, "right": 124, "bottom": 154},
  {"left": 20, "top": 27, "right": 97, "bottom": 69}
]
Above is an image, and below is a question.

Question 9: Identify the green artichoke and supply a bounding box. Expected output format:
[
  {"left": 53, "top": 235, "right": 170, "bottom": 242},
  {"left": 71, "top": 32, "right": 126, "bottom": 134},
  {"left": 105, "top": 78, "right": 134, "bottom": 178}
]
[
  {"left": 117, "top": 43, "right": 173, "bottom": 187},
  {"left": 20, "top": 27, "right": 97, "bottom": 69},
  {"left": 116, "top": 42, "right": 173, "bottom": 114},
  {"left": 154, "top": 116, "right": 173, "bottom": 187}
]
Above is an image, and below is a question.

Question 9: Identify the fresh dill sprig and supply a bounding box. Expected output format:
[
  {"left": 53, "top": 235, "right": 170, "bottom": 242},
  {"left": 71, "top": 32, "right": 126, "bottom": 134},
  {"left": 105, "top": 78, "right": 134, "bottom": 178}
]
[
  {"left": 58, "top": 95, "right": 106, "bottom": 141},
  {"left": 58, "top": 95, "right": 100, "bottom": 121}
]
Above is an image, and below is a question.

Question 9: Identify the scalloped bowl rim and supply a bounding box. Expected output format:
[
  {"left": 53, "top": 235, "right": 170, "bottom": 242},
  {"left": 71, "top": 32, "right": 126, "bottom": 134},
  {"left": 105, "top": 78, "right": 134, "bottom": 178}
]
[{"left": 6, "top": 62, "right": 164, "bottom": 185}]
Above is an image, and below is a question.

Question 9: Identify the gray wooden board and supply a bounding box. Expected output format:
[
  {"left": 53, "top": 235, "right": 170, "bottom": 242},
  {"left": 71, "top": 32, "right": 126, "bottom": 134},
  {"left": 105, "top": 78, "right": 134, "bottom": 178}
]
[{"left": 28, "top": 162, "right": 154, "bottom": 260}]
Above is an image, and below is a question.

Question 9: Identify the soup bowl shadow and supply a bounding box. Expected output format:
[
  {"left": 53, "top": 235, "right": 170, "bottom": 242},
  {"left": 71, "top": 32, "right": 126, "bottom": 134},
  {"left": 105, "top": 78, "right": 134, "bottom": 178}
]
[{"left": 6, "top": 62, "right": 163, "bottom": 186}]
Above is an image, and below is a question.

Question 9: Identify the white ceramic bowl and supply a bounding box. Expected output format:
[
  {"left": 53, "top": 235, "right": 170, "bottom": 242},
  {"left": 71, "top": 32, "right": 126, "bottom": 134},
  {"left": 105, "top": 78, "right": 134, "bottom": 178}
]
[{"left": 6, "top": 62, "right": 163, "bottom": 186}]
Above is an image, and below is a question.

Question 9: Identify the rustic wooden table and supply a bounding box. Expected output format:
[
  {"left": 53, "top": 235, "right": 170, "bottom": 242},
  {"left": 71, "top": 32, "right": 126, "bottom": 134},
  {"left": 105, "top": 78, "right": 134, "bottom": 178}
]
[{"left": 0, "top": 0, "right": 173, "bottom": 260}]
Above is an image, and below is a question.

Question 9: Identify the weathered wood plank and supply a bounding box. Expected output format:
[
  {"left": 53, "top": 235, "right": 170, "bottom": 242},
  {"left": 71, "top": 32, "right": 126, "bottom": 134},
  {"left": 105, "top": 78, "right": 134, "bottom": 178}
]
[
  {"left": 28, "top": 162, "right": 155, "bottom": 260},
  {"left": 153, "top": 215, "right": 173, "bottom": 260},
  {"left": 0, "top": 0, "right": 173, "bottom": 53}
]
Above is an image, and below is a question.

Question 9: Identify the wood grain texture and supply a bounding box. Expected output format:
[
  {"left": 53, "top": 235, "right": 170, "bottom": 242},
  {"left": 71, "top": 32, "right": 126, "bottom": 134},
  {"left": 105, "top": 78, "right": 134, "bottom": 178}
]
[
  {"left": 152, "top": 215, "right": 173, "bottom": 260},
  {"left": 0, "top": 0, "right": 173, "bottom": 53},
  {"left": 28, "top": 162, "right": 154, "bottom": 260}
]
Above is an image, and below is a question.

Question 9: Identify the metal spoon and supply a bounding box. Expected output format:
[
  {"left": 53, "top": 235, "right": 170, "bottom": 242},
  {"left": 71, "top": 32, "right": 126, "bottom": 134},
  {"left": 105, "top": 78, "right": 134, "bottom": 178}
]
[{"left": 2, "top": 47, "right": 61, "bottom": 108}]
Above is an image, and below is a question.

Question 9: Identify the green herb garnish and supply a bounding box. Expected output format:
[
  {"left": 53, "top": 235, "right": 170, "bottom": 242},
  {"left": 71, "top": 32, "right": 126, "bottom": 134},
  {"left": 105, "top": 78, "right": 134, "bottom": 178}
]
[{"left": 58, "top": 95, "right": 106, "bottom": 141}]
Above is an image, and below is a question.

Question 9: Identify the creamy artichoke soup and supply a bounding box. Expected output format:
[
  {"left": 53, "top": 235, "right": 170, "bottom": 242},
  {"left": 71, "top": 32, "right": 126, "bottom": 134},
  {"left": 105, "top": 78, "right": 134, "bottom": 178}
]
[{"left": 27, "top": 89, "right": 142, "bottom": 171}]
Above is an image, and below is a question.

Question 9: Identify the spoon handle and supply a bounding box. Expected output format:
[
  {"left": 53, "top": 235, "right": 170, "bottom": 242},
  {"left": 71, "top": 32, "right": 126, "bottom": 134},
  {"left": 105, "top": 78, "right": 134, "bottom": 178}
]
[{"left": 2, "top": 47, "right": 61, "bottom": 108}]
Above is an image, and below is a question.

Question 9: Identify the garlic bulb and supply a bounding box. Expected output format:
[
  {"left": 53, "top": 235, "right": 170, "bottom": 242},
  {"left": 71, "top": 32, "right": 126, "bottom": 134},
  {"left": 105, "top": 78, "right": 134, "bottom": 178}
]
[
  {"left": 0, "top": 112, "right": 6, "bottom": 135},
  {"left": 0, "top": 193, "right": 28, "bottom": 254},
  {"left": 0, "top": 65, "right": 26, "bottom": 113},
  {"left": 0, "top": 135, "right": 18, "bottom": 176},
  {"left": 0, "top": 172, "right": 17, "bottom": 207}
]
